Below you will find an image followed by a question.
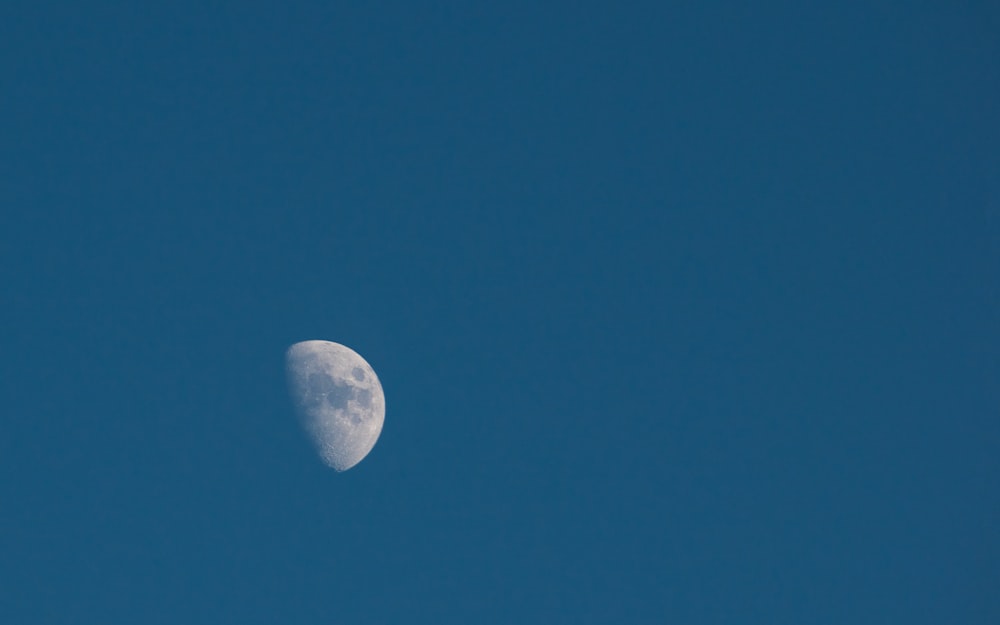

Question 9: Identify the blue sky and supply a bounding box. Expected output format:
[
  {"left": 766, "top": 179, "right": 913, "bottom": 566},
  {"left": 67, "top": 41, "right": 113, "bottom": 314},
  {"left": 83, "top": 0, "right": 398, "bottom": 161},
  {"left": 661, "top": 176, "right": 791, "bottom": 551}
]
[{"left": 2, "top": 2, "right": 998, "bottom": 623}]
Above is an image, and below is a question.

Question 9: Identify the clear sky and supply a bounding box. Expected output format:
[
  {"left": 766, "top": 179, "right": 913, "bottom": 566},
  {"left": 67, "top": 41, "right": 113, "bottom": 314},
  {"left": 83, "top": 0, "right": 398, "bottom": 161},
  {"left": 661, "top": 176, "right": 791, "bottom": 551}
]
[{"left": 2, "top": 2, "right": 997, "bottom": 623}]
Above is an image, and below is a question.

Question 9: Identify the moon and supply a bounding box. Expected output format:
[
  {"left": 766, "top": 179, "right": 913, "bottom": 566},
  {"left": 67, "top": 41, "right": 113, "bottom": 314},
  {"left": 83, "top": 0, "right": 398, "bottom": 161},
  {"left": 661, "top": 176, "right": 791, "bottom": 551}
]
[{"left": 285, "top": 340, "right": 385, "bottom": 471}]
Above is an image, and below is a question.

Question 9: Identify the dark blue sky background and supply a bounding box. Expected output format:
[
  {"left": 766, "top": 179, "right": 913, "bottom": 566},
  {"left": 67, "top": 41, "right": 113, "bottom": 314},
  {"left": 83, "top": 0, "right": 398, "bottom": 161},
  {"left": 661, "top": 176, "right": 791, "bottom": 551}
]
[{"left": 2, "top": 2, "right": 997, "bottom": 623}]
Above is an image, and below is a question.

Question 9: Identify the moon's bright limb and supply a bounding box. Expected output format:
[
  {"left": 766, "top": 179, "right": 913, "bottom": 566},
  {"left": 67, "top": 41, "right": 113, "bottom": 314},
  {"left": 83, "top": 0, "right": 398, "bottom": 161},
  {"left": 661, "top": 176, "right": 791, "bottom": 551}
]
[{"left": 285, "top": 340, "right": 385, "bottom": 471}]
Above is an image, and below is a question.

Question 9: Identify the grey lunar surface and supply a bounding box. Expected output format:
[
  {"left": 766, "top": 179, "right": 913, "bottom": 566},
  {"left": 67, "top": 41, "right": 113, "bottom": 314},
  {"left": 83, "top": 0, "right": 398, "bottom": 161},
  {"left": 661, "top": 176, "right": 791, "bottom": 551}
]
[{"left": 285, "top": 340, "right": 385, "bottom": 471}]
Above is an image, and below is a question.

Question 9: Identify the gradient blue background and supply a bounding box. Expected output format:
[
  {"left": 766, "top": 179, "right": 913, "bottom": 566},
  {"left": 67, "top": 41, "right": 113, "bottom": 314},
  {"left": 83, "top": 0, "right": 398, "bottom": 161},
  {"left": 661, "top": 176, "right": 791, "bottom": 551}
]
[{"left": 2, "top": 2, "right": 997, "bottom": 622}]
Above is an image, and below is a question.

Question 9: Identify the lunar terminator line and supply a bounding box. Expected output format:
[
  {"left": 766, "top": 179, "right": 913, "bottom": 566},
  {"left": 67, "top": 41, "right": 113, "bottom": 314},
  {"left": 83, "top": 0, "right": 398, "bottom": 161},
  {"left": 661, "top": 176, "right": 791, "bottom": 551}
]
[{"left": 285, "top": 340, "right": 385, "bottom": 471}]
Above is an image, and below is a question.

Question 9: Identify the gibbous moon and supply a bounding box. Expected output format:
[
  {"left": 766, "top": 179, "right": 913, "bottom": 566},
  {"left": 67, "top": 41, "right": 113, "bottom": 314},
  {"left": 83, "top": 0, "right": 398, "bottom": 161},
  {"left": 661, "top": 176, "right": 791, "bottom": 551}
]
[{"left": 286, "top": 340, "right": 385, "bottom": 471}]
